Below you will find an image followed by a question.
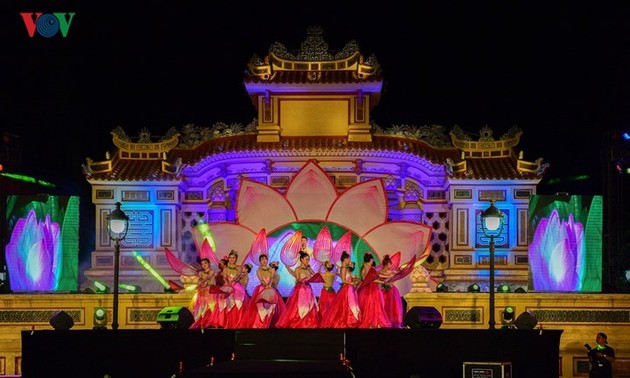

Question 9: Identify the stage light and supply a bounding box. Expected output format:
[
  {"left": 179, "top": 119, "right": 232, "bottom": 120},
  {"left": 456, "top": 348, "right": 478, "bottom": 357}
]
[
  {"left": 467, "top": 283, "right": 480, "bottom": 293},
  {"left": 497, "top": 284, "right": 511, "bottom": 293},
  {"left": 501, "top": 306, "right": 516, "bottom": 329},
  {"left": 436, "top": 283, "right": 449, "bottom": 292},
  {"left": 94, "top": 281, "right": 110, "bottom": 294},
  {"left": 119, "top": 283, "right": 142, "bottom": 293},
  {"left": 94, "top": 307, "right": 108, "bottom": 329}
]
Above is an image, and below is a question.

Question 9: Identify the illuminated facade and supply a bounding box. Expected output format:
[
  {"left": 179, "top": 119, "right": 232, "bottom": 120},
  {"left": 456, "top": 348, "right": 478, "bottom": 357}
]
[{"left": 81, "top": 27, "right": 548, "bottom": 293}]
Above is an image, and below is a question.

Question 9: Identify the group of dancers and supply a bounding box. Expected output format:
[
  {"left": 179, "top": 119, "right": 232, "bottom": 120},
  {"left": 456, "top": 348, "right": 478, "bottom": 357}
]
[{"left": 185, "top": 249, "right": 409, "bottom": 329}]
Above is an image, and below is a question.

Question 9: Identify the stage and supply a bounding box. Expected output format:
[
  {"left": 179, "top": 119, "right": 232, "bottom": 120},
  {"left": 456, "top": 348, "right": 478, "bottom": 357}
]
[
  {"left": 21, "top": 328, "right": 562, "bottom": 378},
  {"left": 2, "top": 292, "right": 630, "bottom": 377}
]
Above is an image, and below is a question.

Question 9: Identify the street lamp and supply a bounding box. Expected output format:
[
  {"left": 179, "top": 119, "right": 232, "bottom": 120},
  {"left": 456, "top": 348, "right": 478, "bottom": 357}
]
[
  {"left": 480, "top": 200, "right": 505, "bottom": 330},
  {"left": 106, "top": 202, "right": 129, "bottom": 330}
]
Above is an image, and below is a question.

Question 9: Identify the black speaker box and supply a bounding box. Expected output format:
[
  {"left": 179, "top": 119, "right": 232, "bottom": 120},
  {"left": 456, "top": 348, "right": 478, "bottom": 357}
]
[
  {"left": 514, "top": 311, "right": 538, "bottom": 330},
  {"left": 50, "top": 310, "right": 74, "bottom": 330},
  {"left": 404, "top": 306, "right": 443, "bottom": 329},
  {"left": 156, "top": 306, "right": 194, "bottom": 329}
]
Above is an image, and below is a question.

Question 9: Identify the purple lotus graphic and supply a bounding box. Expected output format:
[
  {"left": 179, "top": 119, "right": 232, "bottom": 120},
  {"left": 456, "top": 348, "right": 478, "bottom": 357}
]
[
  {"left": 529, "top": 209, "right": 585, "bottom": 291},
  {"left": 6, "top": 210, "right": 61, "bottom": 291}
]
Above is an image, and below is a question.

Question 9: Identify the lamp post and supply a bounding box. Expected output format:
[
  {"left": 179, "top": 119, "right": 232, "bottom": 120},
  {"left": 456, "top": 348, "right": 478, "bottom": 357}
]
[
  {"left": 480, "top": 200, "right": 504, "bottom": 330},
  {"left": 106, "top": 202, "right": 129, "bottom": 330}
]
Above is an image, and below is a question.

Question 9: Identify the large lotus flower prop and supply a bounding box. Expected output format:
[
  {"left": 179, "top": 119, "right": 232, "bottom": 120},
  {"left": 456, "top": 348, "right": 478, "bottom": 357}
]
[
  {"left": 529, "top": 209, "right": 585, "bottom": 291},
  {"left": 198, "top": 160, "right": 432, "bottom": 295}
]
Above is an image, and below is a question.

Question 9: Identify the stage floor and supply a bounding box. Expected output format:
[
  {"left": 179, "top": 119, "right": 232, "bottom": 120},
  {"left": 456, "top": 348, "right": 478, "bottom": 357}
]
[{"left": 21, "top": 328, "right": 562, "bottom": 378}]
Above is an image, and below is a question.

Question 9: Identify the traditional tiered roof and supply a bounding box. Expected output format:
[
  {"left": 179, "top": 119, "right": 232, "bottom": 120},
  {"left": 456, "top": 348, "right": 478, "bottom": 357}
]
[{"left": 83, "top": 124, "right": 547, "bottom": 182}]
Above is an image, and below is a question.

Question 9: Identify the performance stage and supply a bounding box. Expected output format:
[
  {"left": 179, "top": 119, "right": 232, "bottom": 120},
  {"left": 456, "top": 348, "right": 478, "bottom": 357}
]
[{"left": 21, "top": 328, "right": 562, "bottom": 378}]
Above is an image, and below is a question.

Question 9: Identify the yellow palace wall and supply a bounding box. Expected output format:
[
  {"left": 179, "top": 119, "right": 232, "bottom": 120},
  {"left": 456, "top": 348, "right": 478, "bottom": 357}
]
[{"left": 0, "top": 292, "right": 629, "bottom": 377}]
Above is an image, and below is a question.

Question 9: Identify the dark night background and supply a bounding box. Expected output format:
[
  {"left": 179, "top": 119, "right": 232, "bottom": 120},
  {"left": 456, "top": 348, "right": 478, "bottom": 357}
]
[{"left": 2, "top": 2, "right": 630, "bottom": 288}]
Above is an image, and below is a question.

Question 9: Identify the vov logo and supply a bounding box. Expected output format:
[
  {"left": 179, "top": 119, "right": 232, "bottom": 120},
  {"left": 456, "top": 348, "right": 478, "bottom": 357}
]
[{"left": 20, "top": 13, "right": 76, "bottom": 38}]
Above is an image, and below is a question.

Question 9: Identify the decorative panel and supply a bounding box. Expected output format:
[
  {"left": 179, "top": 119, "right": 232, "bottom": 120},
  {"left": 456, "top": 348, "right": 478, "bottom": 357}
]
[
  {"left": 122, "top": 190, "right": 150, "bottom": 202},
  {"left": 0, "top": 309, "right": 83, "bottom": 325},
  {"left": 456, "top": 208, "right": 468, "bottom": 246},
  {"left": 443, "top": 307, "right": 483, "bottom": 324},
  {"left": 515, "top": 255, "right": 529, "bottom": 265},
  {"left": 517, "top": 208, "right": 529, "bottom": 246},
  {"left": 454, "top": 255, "right": 472, "bottom": 265},
  {"left": 530, "top": 308, "right": 630, "bottom": 323},
  {"left": 96, "top": 189, "right": 114, "bottom": 199},
  {"left": 157, "top": 190, "right": 174, "bottom": 200},
  {"left": 122, "top": 210, "right": 154, "bottom": 248},
  {"left": 454, "top": 189, "right": 472, "bottom": 199},
  {"left": 514, "top": 189, "right": 533, "bottom": 199},
  {"left": 478, "top": 255, "right": 508, "bottom": 266},
  {"left": 271, "top": 176, "right": 289, "bottom": 187},
  {"left": 161, "top": 209, "right": 173, "bottom": 246},
  {"left": 185, "top": 191, "right": 204, "bottom": 201},
  {"left": 427, "top": 190, "right": 445, "bottom": 200},
  {"left": 100, "top": 208, "right": 112, "bottom": 246},
  {"left": 478, "top": 190, "right": 506, "bottom": 202}
]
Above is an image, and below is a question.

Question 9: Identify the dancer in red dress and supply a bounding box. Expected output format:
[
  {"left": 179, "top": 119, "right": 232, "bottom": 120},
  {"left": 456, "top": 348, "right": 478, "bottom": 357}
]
[
  {"left": 240, "top": 254, "right": 285, "bottom": 328},
  {"left": 318, "top": 260, "right": 337, "bottom": 320},
  {"left": 223, "top": 250, "right": 249, "bottom": 328},
  {"left": 357, "top": 252, "right": 391, "bottom": 328},
  {"left": 199, "top": 258, "right": 232, "bottom": 328},
  {"left": 378, "top": 254, "right": 404, "bottom": 328},
  {"left": 189, "top": 258, "right": 215, "bottom": 329},
  {"left": 276, "top": 252, "right": 320, "bottom": 328},
  {"left": 320, "top": 251, "right": 360, "bottom": 328}
]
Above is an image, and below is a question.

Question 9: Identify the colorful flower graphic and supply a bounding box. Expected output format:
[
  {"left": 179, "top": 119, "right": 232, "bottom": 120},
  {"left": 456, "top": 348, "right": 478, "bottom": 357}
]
[
  {"left": 529, "top": 209, "right": 585, "bottom": 291},
  {"left": 6, "top": 210, "right": 61, "bottom": 291}
]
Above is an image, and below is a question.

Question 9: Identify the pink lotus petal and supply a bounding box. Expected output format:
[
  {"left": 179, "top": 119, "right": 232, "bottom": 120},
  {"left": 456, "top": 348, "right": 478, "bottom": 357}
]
[
  {"left": 281, "top": 231, "right": 302, "bottom": 267},
  {"left": 313, "top": 226, "right": 333, "bottom": 262}
]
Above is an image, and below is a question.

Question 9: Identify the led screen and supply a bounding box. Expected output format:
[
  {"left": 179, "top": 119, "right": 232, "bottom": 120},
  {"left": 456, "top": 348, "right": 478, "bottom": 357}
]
[
  {"left": 528, "top": 195, "right": 602, "bottom": 292},
  {"left": 4, "top": 195, "right": 80, "bottom": 292}
]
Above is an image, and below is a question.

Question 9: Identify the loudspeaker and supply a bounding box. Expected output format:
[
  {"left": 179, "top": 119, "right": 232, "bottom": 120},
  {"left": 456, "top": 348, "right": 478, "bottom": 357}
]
[
  {"left": 157, "top": 306, "right": 194, "bottom": 329},
  {"left": 404, "top": 306, "right": 442, "bottom": 329},
  {"left": 514, "top": 311, "right": 538, "bottom": 330},
  {"left": 50, "top": 310, "right": 74, "bottom": 330}
]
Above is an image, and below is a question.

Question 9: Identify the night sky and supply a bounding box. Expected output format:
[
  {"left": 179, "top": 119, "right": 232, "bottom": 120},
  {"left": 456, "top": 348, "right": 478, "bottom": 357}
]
[{"left": 4, "top": 1, "right": 630, "bottom": 199}]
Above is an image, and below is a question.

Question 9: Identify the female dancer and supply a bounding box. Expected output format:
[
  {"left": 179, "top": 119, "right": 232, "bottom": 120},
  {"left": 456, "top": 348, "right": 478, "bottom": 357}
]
[
  {"left": 199, "top": 258, "right": 230, "bottom": 328},
  {"left": 318, "top": 260, "right": 337, "bottom": 319},
  {"left": 189, "top": 258, "right": 215, "bottom": 329},
  {"left": 223, "top": 250, "right": 249, "bottom": 328},
  {"left": 357, "top": 252, "right": 391, "bottom": 328},
  {"left": 378, "top": 254, "right": 404, "bottom": 328},
  {"left": 320, "top": 251, "right": 360, "bottom": 328},
  {"left": 241, "top": 254, "right": 285, "bottom": 328},
  {"left": 276, "top": 251, "right": 320, "bottom": 328}
]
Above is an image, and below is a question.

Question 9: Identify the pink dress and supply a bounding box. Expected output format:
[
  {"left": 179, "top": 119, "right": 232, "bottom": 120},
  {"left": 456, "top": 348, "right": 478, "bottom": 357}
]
[
  {"left": 241, "top": 267, "right": 286, "bottom": 328},
  {"left": 223, "top": 265, "right": 249, "bottom": 328},
  {"left": 358, "top": 266, "right": 391, "bottom": 328},
  {"left": 320, "top": 268, "right": 360, "bottom": 328},
  {"left": 189, "top": 269, "right": 214, "bottom": 329},
  {"left": 381, "top": 283, "right": 404, "bottom": 328},
  {"left": 198, "top": 272, "right": 233, "bottom": 329},
  {"left": 318, "top": 271, "right": 337, "bottom": 319},
  {"left": 276, "top": 267, "right": 320, "bottom": 328}
]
